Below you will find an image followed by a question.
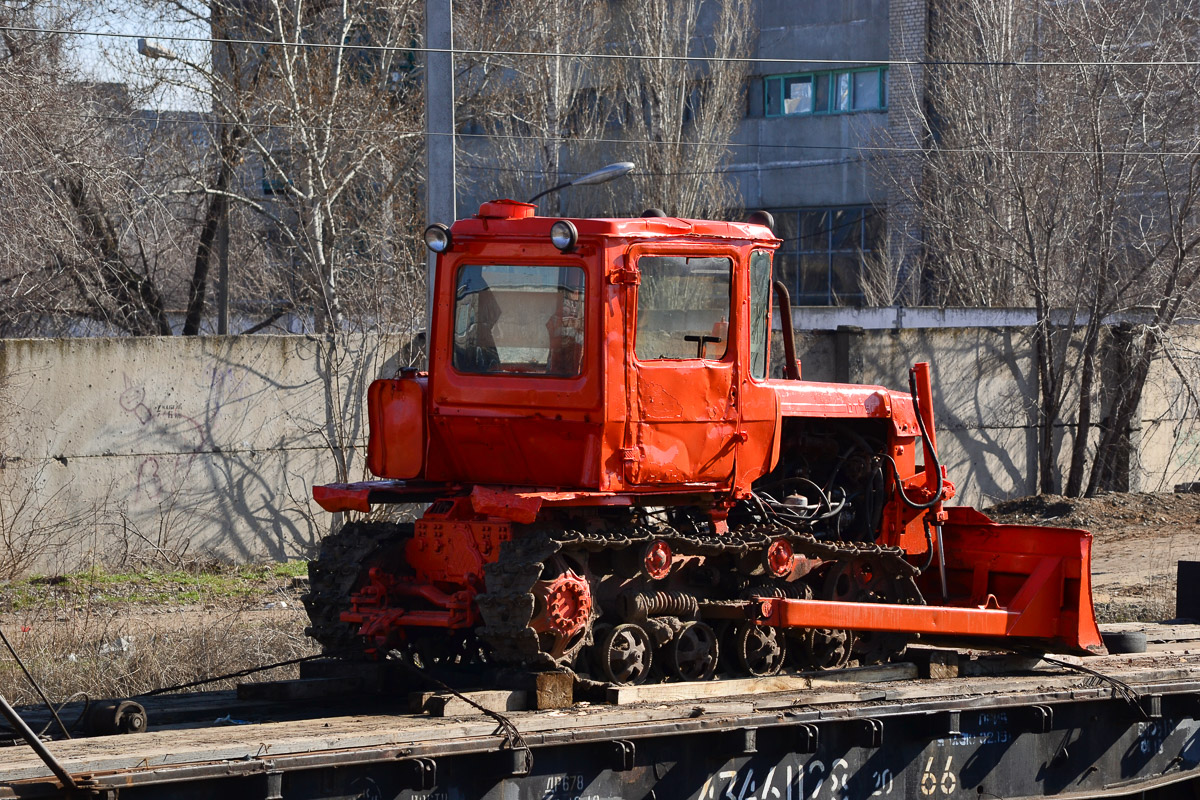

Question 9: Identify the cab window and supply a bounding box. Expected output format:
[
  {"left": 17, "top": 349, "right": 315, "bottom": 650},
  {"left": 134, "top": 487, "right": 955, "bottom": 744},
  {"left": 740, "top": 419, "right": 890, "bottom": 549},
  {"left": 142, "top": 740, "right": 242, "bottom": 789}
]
[
  {"left": 635, "top": 256, "right": 732, "bottom": 361},
  {"left": 749, "top": 250, "right": 772, "bottom": 379},
  {"left": 453, "top": 264, "right": 585, "bottom": 376}
]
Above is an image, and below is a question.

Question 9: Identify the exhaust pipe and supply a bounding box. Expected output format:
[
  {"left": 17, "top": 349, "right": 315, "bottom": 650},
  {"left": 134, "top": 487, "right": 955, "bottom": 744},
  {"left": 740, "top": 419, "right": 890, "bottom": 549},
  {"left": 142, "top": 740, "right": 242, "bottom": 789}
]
[{"left": 774, "top": 281, "right": 800, "bottom": 380}]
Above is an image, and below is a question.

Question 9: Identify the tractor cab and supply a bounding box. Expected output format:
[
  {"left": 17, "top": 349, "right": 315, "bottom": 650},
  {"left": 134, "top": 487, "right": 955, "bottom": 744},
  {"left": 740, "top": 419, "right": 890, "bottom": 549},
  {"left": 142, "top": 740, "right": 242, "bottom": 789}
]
[{"left": 361, "top": 199, "right": 782, "bottom": 497}]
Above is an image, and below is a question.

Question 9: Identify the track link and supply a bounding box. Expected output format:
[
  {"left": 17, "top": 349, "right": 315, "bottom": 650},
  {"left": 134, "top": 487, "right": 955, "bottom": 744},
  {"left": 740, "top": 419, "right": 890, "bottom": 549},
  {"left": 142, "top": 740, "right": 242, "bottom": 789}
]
[{"left": 475, "top": 529, "right": 561, "bottom": 669}]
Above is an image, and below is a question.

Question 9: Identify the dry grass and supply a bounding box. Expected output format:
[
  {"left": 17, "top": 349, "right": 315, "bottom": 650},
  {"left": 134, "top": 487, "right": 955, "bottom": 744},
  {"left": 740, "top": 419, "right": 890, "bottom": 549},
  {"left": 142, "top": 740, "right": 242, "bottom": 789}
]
[
  {"left": 1094, "top": 574, "right": 1178, "bottom": 624},
  {"left": 0, "top": 562, "right": 319, "bottom": 707}
]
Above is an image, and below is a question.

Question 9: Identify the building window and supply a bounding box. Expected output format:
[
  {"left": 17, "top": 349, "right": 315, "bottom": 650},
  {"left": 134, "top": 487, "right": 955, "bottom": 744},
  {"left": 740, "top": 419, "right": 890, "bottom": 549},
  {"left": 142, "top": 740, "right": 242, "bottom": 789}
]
[
  {"left": 764, "top": 67, "right": 887, "bottom": 117},
  {"left": 772, "top": 207, "right": 884, "bottom": 305}
]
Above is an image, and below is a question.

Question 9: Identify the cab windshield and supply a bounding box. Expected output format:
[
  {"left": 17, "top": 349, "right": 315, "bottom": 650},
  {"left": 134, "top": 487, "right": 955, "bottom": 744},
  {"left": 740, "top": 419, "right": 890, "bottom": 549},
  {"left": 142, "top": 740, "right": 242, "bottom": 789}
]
[{"left": 452, "top": 264, "right": 585, "bottom": 376}]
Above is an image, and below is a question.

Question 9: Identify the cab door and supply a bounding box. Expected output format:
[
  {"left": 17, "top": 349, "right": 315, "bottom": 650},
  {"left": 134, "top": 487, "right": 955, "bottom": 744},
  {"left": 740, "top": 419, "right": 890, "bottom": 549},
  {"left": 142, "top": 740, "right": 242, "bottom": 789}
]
[{"left": 626, "top": 245, "right": 741, "bottom": 486}]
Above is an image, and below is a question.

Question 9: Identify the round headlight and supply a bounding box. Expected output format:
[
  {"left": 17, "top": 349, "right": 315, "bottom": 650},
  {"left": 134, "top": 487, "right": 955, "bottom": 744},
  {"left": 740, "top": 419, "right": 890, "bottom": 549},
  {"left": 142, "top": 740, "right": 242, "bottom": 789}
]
[
  {"left": 550, "top": 220, "right": 578, "bottom": 252},
  {"left": 424, "top": 223, "right": 452, "bottom": 253}
]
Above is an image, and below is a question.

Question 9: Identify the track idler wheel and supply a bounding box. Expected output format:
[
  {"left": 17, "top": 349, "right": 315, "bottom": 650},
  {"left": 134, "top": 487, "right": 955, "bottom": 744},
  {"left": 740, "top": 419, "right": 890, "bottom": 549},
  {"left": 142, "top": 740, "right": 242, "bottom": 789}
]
[
  {"left": 732, "top": 622, "right": 787, "bottom": 677},
  {"left": 803, "top": 628, "right": 855, "bottom": 670},
  {"left": 823, "top": 557, "right": 885, "bottom": 602},
  {"left": 664, "top": 621, "right": 719, "bottom": 681},
  {"left": 596, "top": 623, "right": 655, "bottom": 685}
]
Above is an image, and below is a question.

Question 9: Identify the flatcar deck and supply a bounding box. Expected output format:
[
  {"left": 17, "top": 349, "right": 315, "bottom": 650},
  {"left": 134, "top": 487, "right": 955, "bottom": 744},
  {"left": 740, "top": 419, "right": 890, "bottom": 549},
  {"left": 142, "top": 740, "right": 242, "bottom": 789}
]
[{"left": 5, "top": 629, "right": 1200, "bottom": 799}]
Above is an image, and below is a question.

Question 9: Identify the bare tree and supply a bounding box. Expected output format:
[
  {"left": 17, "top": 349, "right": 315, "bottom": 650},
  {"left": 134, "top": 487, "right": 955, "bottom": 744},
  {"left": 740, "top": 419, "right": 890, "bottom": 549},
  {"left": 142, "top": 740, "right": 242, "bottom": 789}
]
[
  {"left": 456, "top": 0, "right": 753, "bottom": 220},
  {"left": 888, "top": 0, "right": 1200, "bottom": 495},
  {"left": 3, "top": 0, "right": 751, "bottom": 337},
  {"left": 609, "top": 0, "right": 751, "bottom": 219},
  {"left": 0, "top": 4, "right": 197, "bottom": 336},
  {"left": 454, "top": 0, "right": 613, "bottom": 214},
  {"left": 131, "top": 0, "right": 428, "bottom": 335}
]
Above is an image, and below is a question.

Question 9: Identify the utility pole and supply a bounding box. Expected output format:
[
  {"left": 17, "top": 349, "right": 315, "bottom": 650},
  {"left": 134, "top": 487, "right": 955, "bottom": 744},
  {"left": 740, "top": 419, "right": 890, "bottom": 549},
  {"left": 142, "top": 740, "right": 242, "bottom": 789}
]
[{"left": 424, "top": 1, "right": 456, "bottom": 339}]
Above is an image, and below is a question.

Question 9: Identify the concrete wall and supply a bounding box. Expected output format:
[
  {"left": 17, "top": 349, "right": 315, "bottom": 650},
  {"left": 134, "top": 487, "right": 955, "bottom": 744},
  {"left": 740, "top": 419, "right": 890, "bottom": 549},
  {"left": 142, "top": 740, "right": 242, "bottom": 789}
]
[
  {"left": 789, "top": 326, "right": 1045, "bottom": 505},
  {"left": 1127, "top": 333, "right": 1200, "bottom": 494},
  {"left": 785, "top": 323, "right": 1200, "bottom": 505},
  {"left": 0, "top": 335, "right": 410, "bottom": 577},
  {"left": 2, "top": 324, "right": 1197, "bottom": 576}
]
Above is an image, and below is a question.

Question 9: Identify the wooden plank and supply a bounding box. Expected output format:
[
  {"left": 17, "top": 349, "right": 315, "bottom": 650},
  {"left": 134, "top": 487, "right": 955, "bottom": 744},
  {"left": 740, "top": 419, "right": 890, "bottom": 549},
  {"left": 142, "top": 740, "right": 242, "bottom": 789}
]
[
  {"left": 905, "top": 647, "right": 961, "bottom": 679},
  {"left": 426, "top": 690, "right": 529, "bottom": 717},
  {"left": 409, "top": 691, "right": 437, "bottom": 714},
  {"left": 7, "top": 658, "right": 1200, "bottom": 784},
  {"left": 810, "top": 663, "right": 919, "bottom": 687},
  {"left": 535, "top": 671, "right": 573, "bottom": 710},
  {"left": 606, "top": 662, "right": 917, "bottom": 705},
  {"left": 957, "top": 655, "right": 1055, "bottom": 677},
  {"left": 1101, "top": 622, "right": 1200, "bottom": 644}
]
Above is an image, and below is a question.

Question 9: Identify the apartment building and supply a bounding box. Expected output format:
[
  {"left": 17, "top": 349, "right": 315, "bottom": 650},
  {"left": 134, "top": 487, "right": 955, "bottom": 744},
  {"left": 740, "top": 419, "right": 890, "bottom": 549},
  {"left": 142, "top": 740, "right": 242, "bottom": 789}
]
[{"left": 731, "top": 0, "right": 924, "bottom": 305}]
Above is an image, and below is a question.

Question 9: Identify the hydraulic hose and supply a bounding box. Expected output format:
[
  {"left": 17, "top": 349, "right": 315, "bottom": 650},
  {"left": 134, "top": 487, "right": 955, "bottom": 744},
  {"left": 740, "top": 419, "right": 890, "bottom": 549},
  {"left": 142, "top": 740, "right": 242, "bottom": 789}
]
[
  {"left": 907, "top": 366, "right": 948, "bottom": 598},
  {"left": 919, "top": 518, "right": 936, "bottom": 574}
]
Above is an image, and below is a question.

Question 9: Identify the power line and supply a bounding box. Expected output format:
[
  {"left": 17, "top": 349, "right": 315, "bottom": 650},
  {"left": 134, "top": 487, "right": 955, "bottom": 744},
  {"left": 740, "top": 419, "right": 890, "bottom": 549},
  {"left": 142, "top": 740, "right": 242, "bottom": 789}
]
[
  {"left": 0, "top": 102, "right": 839, "bottom": 153},
  {"left": 5, "top": 24, "right": 1200, "bottom": 69},
  {"left": 0, "top": 101, "right": 1197, "bottom": 161},
  {"left": 463, "top": 157, "right": 870, "bottom": 178}
]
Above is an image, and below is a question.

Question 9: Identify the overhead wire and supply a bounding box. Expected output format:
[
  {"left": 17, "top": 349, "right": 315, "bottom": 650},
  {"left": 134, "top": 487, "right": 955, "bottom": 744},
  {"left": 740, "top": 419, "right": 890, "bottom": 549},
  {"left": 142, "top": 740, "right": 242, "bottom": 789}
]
[
  {"left": 1, "top": 26, "right": 1197, "bottom": 160},
  {"left": 135, "top": 654, "right": 323, "bottom": 697},
  {"left": 466, "top": 156, "right": 871, "bottom": 177},
  {"left": 0, "top": 101, "right": 1196, "bottom": 161},
  {"left": 0, "top": 22, "right": 1196, "bottom": 178},
  {"left": 5, "top": 24, "right": 1200, "bottom": 68}
]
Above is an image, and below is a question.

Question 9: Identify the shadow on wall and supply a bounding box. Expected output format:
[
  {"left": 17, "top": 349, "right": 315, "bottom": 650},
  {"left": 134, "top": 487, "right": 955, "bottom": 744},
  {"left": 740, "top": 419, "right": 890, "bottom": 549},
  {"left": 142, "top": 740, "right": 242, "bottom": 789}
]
[
  {"left": 779, "top": 323, "right": 1160, "bottom": 506},
  {"left": 0, "top": 334, "right": 411, "bottom": 577},
  {"left": 3, "top": 322, "right": 1198, "bottom": 577},
  {"left": 771, "top": 326, "right": 1039, "bottom": 503},
  {"left": 1139, "top": 332, "right": 1200, "bottom": 492},
  {"left": 851, "top": 327, "right": 1038, "bottom": 504}
]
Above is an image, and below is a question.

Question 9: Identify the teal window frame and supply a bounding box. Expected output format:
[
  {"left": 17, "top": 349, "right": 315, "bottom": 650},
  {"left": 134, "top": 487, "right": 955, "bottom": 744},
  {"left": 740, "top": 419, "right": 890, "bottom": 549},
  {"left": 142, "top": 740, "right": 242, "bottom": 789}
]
[
  {"left": 763, "top": 66, "right": 888, "bottom": 117},
  {"left": 771, "top": 206, "right": 885, "bottom": 306}
]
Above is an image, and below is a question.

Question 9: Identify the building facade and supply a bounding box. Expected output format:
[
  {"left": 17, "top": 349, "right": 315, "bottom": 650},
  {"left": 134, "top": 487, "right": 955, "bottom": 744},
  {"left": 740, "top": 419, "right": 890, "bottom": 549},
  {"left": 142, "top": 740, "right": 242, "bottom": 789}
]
[{"left": 729, "top": 0, "right": 925, "bottom": 305}]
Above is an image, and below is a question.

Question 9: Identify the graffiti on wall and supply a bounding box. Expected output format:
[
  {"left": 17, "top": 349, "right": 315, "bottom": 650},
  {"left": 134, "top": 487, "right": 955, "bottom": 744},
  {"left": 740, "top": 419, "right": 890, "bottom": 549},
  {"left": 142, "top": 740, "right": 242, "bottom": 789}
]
[{"left": 117, "top": 366, "right": 250, "bottom": 502}]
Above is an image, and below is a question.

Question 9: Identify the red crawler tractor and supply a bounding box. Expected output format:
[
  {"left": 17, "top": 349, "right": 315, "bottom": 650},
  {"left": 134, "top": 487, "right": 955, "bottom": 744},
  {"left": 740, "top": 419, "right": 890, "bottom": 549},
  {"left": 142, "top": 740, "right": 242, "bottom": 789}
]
[{"left": 305, "top": 198, "right": 1103, "bottom": 684}]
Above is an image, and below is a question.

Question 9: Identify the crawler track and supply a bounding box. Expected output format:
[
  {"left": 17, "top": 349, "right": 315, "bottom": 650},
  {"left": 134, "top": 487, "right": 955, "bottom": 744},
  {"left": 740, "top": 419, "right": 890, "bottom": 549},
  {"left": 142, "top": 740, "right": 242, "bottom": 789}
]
[
  {"left": 474, "top": 520, "right": 925, "bottom": 680},
  {"left": 305, "top": 518, "right": 926, "bottom": 683},
  {"left": 303, "top": 520, "right": 414, "bottom": 657}
]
